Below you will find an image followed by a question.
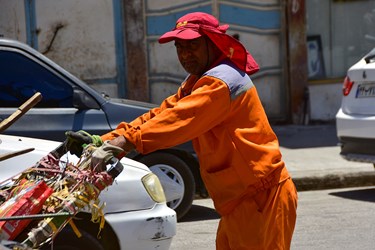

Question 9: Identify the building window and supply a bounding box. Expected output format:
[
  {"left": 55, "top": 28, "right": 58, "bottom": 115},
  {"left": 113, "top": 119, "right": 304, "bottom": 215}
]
[{"left": 306, "top": 0, "right": 375, "bottom": 79}]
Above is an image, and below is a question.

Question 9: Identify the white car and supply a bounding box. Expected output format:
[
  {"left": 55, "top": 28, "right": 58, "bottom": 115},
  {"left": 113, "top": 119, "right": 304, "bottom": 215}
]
[
  {"left": 336, "top": 48, "right": 375, "bottom": 166},
  {"left": 0, "top": 134, "right": 176, "bottom": 249}
]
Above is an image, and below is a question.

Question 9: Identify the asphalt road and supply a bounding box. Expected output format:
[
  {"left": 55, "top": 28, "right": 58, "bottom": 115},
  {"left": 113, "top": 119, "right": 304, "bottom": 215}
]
[{"left": 170, "top": 186, "right": 375, "bottom": 250}]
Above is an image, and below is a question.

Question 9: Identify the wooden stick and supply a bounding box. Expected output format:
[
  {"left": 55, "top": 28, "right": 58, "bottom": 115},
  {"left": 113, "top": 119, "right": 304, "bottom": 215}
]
[
  {"left": 0, "top": 212, "right": 72, "bottom": 221},
  {"left": 0, "top": 148, "right": 35, "bottom": 162},
  {"left": 0, "top": 92, "right": 42, "bottom": 133}
]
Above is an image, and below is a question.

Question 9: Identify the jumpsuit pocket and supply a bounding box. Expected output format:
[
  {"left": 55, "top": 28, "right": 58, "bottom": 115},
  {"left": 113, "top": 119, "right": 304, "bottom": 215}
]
[
  {"left": 252, "top": 188, "right": 272, "bottom": 213},
  {"left": 202, "top": 166, "right": 245, "bottom": 206}
]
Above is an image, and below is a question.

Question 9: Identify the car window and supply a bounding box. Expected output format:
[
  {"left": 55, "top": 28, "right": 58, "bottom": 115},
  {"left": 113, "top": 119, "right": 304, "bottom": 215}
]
[{"left": 0, "top": 50, "right": 73, "bottom": 108}]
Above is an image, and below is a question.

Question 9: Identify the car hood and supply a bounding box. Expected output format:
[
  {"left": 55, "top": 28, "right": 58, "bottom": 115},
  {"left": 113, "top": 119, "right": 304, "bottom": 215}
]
[{"left": 0, "top": 135, "right": 157, "bottom": 214}]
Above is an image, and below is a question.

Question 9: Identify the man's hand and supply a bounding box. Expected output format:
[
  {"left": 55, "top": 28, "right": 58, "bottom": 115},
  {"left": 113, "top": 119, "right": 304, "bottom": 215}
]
[
  {"left": 65, "top": 130, "right": 102, "bottom": 157},
  {"left": 91, "top": 141, "right": 125, "bottom": 172},
  {"left": 107, "top": 135, "right": 135, "bottom": 152}
]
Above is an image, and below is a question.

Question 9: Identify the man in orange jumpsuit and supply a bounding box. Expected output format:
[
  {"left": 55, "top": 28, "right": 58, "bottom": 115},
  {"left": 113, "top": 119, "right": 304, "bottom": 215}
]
[{"left": 68, "top": 12, "right": 298, "bottom": 249}]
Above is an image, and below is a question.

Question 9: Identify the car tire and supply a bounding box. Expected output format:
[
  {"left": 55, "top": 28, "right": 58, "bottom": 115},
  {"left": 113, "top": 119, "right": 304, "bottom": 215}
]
[
  {"left": 138, "top": 152, "right": 195, "bottom": 221},
  {"left": 45, "top": 228, "right": 105, "bottom": 250}
]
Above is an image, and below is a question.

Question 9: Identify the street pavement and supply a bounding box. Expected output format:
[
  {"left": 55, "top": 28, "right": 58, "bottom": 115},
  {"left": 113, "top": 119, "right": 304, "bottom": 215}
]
[
  {"left": 171, "top": 123, "right": 375, "bottom": 249},
  {"left": 272, "top": 123, "right": 375, "bottom": 191}
]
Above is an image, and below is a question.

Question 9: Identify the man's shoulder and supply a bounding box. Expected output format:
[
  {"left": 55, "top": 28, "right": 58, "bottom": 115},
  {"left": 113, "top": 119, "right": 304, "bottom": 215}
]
[
  {"left": 204, "top": 60, "right": 249, "bottom": 82},
  {"left": 204, "top": 61, "right": 253, "bottom": 100}
]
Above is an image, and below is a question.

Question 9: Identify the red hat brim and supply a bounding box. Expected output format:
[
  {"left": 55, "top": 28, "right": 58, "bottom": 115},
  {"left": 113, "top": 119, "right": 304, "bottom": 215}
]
[{"left": 158, "top": 28, "right": 202, "bottom": 44}]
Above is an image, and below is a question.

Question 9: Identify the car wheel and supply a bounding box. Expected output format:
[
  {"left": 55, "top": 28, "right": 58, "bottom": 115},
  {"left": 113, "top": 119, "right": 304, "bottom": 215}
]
[
  {"left": 138, "top": 152, "right": 195, "bottom": 220},
  {"left": 45, "top": 228, "right": 105, "bottom": 250}
]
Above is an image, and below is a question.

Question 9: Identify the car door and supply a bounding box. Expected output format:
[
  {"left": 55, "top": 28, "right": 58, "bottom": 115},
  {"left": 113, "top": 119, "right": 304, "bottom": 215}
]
[{"left": 0, "top": 46, "right": 111, "bottom": 142}]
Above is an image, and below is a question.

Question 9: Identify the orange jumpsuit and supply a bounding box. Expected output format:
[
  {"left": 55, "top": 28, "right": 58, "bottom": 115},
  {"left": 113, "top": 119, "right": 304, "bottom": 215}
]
[{"left": 102, "top": 61, "right": 298, "bottom": 249}]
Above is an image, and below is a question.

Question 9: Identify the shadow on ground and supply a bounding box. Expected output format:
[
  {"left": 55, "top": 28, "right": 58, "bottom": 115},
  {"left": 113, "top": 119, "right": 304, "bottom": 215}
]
[
  {"left": 179, "top": 204, "right": 220, "bottom": 222},
  {"left": 272, "top": 123, "right": 339, "bottom": 149},
  {"left": 329, "top": 187, "right": 375, "bottom": 203}
]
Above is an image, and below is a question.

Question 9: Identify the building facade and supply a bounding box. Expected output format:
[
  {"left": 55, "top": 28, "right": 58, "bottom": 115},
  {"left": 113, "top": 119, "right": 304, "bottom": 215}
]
[{"left": 1, "top": 0, "right": 373, "bottom": 123}]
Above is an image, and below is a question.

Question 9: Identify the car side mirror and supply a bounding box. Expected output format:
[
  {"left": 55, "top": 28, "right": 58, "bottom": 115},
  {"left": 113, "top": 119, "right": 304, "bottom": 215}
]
[{"left": 72, "top": 89, "right": 100, "bottom": 110}]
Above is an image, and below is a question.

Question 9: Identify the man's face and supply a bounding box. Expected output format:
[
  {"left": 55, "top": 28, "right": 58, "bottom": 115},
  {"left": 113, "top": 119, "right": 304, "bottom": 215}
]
[{"left": 174, "top": 37, "right": 210, "bottom": 76}]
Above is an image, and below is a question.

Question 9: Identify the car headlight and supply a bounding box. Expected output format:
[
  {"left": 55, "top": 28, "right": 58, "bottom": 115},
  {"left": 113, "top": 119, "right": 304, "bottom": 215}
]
[{"left": 141, "top": 173, "right": 166, "bottom": 203}]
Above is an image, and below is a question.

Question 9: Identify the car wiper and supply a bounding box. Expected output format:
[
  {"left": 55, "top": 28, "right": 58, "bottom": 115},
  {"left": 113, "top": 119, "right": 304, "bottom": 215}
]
[{"left": 364, "top": 48, "right": 375, "bottom": 64}]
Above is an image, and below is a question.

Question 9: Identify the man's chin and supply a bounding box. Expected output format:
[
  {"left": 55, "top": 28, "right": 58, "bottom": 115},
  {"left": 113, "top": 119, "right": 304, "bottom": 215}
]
[{"left": 184, "top": 67, "right": 203, "bottom": 76}]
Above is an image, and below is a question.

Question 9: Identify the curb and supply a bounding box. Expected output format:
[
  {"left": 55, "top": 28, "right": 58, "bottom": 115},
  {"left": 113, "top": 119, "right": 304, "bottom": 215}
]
[{"left": 293, "top": 171, "right": 375, "bottom": 191}]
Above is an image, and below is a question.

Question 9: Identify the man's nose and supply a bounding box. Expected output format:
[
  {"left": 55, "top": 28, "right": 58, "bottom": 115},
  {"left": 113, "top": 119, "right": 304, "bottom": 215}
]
[{"left": 179, "top": 48, "right": 192, "bottom": 58}]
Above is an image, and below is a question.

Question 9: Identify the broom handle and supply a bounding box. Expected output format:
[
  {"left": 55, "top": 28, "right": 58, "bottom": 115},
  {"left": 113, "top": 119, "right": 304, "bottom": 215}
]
[
  {"left": 0, "top": 148, "right": 35, "bottom": 162},
  {"left": 0, "top": 92, "right": 42, "bottom": 133}
]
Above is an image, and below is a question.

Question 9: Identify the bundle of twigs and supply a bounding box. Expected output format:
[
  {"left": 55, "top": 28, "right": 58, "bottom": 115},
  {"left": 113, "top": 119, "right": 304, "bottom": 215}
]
[
  {"left": 0, "top": 93, "right": 122, "bottom": 249},
  {"left": 0, "top": 144, "right": 122, "bottom": 249}
]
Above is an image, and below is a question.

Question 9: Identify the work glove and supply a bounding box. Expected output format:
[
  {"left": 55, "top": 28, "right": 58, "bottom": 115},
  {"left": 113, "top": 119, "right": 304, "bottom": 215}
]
[
  {"left": 91, "top": 141, "right": 125, "bottom": 172},
  {"left": 65, "top": 130, "right": 103, "bottom": 157}
]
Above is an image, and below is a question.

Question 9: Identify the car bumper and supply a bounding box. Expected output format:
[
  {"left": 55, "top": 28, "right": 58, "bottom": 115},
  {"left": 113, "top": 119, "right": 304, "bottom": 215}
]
[
  {"left": 105, "top": 203, "right": 177, "bottom": 250},
  {"left": 336, "top": 109, "right": 375, "bottom": 163},
  {"left": 336, "top": 108, "right": 375, "bottom": 139}
]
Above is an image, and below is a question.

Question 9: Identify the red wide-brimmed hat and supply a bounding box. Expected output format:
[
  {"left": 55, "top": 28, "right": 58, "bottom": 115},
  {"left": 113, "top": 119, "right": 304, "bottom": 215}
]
[{"left": 159, "top": 12, "right": 259, "bottom": 75}]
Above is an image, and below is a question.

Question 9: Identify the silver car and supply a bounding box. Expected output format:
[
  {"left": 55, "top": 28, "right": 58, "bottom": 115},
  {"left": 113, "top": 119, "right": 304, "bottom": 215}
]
[{"left": 0, "top": 38, "right": 203, "bottom": 220}]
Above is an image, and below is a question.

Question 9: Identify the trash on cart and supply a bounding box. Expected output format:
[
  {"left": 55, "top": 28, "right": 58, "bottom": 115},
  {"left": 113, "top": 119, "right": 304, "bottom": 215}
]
[{"left": 0, "top": 142, "right": 123, "bottom": 249}]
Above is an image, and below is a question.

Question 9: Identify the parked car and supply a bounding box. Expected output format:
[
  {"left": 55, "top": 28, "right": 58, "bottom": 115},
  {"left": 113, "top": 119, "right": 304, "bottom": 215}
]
[
  {"left": 0, "top": 38, "right": 204, "bottom": 220},
  {"left": 0, "top": 134, "right": 176, "bottom": 249},
  {"left": 336, "top": 48, "right": 375, "bottom": 166}
]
